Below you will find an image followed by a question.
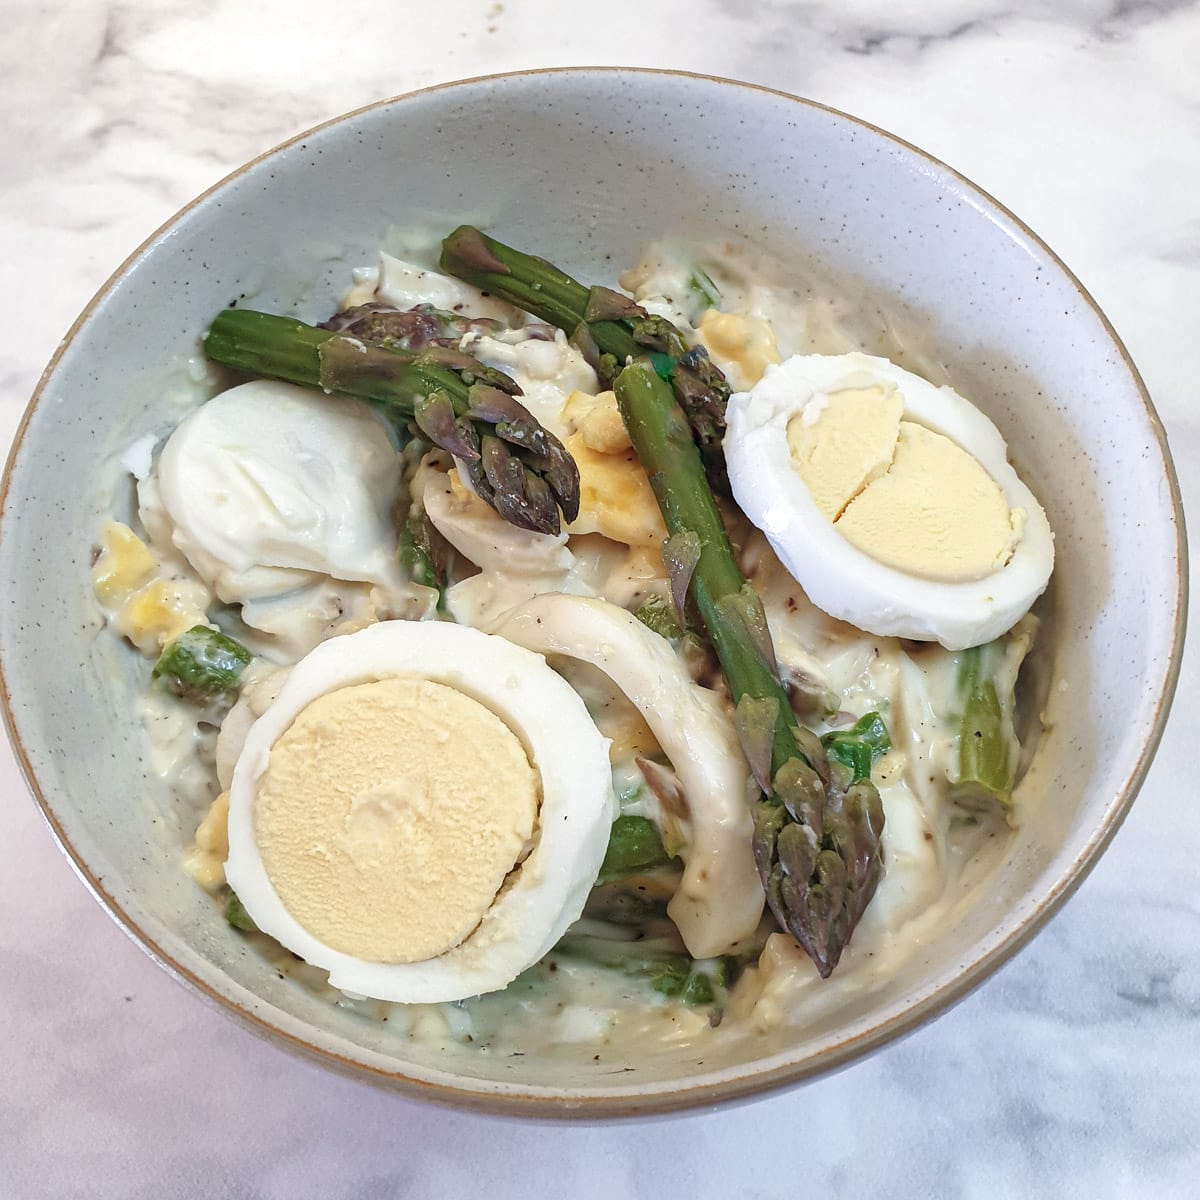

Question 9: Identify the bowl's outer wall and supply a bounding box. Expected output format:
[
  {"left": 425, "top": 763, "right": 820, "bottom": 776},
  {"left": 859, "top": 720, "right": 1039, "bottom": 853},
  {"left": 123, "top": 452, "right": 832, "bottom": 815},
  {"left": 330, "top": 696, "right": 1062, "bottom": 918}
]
[{"left": 0, "top": 70, "right": 1184, "bottom": 1113}]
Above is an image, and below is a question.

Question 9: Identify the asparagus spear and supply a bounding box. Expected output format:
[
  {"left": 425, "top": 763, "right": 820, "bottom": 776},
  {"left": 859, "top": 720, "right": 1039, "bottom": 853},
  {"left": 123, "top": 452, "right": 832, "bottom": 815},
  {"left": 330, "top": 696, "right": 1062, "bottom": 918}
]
[
  {"left": 204, "top": 309, "right": 580, "bottom": 537},
  {"left": 440, "top": 226, "right": 886, "bottom": 974},
  {"left": 439, "top": 226, "right": 731, "bottom": 490},
  {"left": 613, "top": 360, "right": 885, "bottom": 978},
  {"left": 950, "top": 640, "right": 1018, "bottom": 815},
  {"left": 152, "top": 625, "right": 251, "bottom": 704}
]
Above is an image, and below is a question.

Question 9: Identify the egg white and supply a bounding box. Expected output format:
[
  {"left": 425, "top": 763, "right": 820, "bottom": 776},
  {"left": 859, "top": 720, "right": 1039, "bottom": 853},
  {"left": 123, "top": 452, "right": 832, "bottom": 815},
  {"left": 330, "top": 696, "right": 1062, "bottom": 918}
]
[
  {"left": 154, "top": 379, "right": 405, "bottom": 604},
  {"left": 497, "top": 594, "right": 764, "bottom": 959},
  {"left": 724, "top": 353, "right": 1054, "bottom": 650},
  {"left": 225, "top": 619, "right": 616, "bottom": 1003}
]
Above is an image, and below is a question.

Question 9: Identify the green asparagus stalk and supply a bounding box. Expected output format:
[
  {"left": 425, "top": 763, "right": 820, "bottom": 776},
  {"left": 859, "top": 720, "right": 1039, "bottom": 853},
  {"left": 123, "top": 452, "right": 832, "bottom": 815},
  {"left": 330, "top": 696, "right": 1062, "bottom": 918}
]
[
  {"left": 398, "top": 510, "right": 442, "bottom": 593},
  {"left": 439, "top": 226, "right": 731, "bottom": 490},
  {"left": 597, "top": 814, "right": 673, "bottom": 885},
  {"left": 950, "top": 640, "right": 1018, "bottom": 815},
  {"left": 204, "top": 309, "right": 580, "bottom": 537},
  {"left": 614, "top": 360, "right": 885, "bottom": 978},
  {"left": 152, "top": 625, "right": 251, "bottom": 704}
]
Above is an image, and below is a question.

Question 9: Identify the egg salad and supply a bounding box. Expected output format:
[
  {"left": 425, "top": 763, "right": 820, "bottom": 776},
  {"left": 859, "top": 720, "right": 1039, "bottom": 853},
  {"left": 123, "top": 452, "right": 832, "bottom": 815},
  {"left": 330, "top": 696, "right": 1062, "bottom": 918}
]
[{"left": 90, "top": 232, "right": 1052, "bottom": 1058}]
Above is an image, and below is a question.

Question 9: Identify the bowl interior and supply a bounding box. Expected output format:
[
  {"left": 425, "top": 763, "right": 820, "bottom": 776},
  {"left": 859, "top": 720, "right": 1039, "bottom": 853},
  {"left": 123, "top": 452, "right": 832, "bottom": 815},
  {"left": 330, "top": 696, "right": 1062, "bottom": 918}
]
[{"left": 0, "top": 69, "right": 1184, "bottom": 1114}]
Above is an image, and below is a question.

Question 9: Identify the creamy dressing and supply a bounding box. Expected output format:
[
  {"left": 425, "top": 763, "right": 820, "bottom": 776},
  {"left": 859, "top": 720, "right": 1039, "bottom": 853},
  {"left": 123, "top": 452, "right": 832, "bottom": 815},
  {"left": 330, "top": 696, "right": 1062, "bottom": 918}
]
[{"left": 93, "top": 239, "right": 1039, "bottom": 1056}]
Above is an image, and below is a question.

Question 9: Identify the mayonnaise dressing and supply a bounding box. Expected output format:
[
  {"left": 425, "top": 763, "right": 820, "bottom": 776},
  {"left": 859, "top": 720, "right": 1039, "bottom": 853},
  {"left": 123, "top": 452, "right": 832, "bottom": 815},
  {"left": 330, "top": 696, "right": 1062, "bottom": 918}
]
[{"left": 94, "top": 238, "right": 1037, "bottom": 1057}]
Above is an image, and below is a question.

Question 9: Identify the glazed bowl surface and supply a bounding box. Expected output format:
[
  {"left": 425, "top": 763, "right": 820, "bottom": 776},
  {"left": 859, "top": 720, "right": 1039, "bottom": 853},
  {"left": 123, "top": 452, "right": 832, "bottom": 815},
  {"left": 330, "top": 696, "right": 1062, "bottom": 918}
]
[{"left": 0, "top": 68, "right": 1185, "bottom": 1116}]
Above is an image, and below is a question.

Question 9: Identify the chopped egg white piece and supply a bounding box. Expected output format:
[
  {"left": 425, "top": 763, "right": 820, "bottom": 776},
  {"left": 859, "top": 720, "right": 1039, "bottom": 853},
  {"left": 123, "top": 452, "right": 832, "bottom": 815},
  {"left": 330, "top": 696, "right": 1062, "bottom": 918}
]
[
  {"left": 374, "top": 252, "right": 522, "bottom": 325},
  {"left": 725, "top": 353, "right": 1054, "bottom": 649}
]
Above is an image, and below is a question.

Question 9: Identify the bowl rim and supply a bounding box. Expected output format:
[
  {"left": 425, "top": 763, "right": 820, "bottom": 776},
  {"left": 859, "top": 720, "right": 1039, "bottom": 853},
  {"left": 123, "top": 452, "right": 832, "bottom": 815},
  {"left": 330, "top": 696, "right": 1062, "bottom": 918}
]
[{"left": 0, "top": 65, "right": 1188, "bottom": 1118}]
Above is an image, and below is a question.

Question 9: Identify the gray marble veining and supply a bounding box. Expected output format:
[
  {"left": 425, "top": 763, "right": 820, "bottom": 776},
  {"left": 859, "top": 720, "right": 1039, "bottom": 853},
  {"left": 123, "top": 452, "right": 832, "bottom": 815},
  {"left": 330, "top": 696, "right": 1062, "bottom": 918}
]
[{"left": 1, "top": 1, "right": 1197, "bottom": 1196}]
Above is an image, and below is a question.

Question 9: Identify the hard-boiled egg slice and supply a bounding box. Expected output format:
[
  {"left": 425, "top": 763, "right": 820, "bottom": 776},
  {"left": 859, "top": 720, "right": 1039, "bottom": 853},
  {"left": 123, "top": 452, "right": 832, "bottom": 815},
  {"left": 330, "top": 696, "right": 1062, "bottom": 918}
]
[
  {"left": 724, "top": 353, "right": 1053, "bottom": 650},
  {"left": 153, "top": 380, "right": 404, "bottom": 604},
  {"left": 224, "top": 620, "right": 615, "bottom": 1003}
]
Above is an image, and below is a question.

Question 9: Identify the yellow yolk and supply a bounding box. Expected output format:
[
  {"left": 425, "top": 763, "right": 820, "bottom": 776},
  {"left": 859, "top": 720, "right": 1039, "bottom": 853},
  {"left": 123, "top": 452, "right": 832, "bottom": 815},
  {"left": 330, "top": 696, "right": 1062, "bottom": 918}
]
[
  {"left": 565, "top": 431, "right": 668, "bottom": 550},
  {"left": 185, "top": 791, "right": 231, "bottom": 893},
  {"left": 696, "top": 310, "right": 781, "bottom": 389},
  {"left": 786, "top": 385, "right": 903, "bottom": 520},
  {"left": 562, "top": 390, "right": 631, "bottom": 454},
  {"left": 116, "top": 580, "right": 209, "bottom": 652},
  {"left": 92, "top": 522, "right": 157, "bottom": 607},
  {"left": 254, "top": 676, "right": 539, "bottom": 964},
  {"left": 92, "top": 521, "right": 212, "bottom": 653},
  {"left": 788, "top": 386, "right": 1021, "bottom": 583}
]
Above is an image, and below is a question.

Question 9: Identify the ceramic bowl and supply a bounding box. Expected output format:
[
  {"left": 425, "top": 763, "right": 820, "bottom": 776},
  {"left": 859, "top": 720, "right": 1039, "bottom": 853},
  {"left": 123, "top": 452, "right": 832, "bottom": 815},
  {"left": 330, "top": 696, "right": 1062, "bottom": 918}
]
[{"left": 0, "top": 68, "right": 1185, "bottom": 1116}]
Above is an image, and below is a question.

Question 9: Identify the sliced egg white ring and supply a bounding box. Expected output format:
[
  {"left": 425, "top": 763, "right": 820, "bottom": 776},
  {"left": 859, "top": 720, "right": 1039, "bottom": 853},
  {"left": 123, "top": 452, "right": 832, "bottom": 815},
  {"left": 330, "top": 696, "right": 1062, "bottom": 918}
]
[
  {"left": 725, "top": 353, "right": 1054, "bottom": 650},
  {"left": 225, "top": 620, "right": 615, "bottom": 1003},
  {"left": 497, "top": 594, "right": 764, "bottom": 959}
]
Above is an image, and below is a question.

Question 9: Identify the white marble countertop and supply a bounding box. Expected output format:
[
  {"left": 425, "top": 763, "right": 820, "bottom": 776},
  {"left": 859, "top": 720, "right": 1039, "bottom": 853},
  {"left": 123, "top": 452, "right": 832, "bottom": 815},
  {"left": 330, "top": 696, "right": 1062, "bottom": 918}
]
[{"left": 1, "top": 2, "right": 1196, "bottom": 1196}]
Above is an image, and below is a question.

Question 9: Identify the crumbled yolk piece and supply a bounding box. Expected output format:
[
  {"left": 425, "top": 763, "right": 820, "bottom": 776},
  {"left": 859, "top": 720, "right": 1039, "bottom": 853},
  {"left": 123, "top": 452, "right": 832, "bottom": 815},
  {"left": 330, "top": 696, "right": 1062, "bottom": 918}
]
[
  {"left": 117, "top": 580, "right": 208, "bottom": 652},
  {"left": 565, "top": 432, "right": 668, "bottom": 550},
  {"left": 92, "top": 521, "right": 212, "bottom": 655},
  {"left": 184, "top": 791, "right": 231, "bottom": 893},
  {"left": 696, "top": 310, "right": 781, "bottom": 390},
  {"left": 562, "top": 390, "right": 631, "bottom": 454},
  {"left": 92, "top": 522, "right": 157, "bottom": 607}
]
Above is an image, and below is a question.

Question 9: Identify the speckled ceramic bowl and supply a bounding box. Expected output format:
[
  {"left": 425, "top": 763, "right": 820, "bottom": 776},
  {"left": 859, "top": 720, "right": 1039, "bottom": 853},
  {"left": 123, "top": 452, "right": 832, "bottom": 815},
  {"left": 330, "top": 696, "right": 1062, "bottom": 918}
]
[{"left": 0, "top": 69, "right": 1185, "bottom": 1116}]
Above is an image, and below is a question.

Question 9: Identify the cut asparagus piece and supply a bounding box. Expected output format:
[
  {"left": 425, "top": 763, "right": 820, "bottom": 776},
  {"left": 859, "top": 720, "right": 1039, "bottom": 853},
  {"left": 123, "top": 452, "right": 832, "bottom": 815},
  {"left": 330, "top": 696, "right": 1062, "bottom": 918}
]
[
  {"left": 613, "top": 359, "right": 885, "bottom": 978},
  {"left": 950, "top": 640, "right": 1019, "bottom": 814},
  {"left": 823, "top": 711, "right": 891, "bottom": 783},
  {"left": 204, "top": 309, "right": 579, "bottom": 537},
  {"left": 633, "top": 594, "right": 684, "bottom": 642},
  {"left": 397, "top": 501, "right": 452, "bottom": 613},
  {"left": 224, "top": 889, "right": 258, "bottom": 932},
  {"left": 686, "top": 266, "right": 722, "bottom": 316},
  {"left": 439, "top": 226, "right": 731, "bottom": 491},
  {"left": 597, "top": 814, "right": 673, "bottom": 885},
  {"left": 152, "top": 625, "right": 251, "bottom": 704}
]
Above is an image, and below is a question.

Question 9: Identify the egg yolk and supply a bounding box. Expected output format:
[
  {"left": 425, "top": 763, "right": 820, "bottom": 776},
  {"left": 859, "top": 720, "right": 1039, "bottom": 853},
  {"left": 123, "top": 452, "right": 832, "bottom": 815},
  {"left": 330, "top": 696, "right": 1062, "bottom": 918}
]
[
  {"left": 696, "top": 310, "right": 781, "bottom": 390},
  {"left": 254, "top": 676, "right": 539, "bottom": 964},
  {"left": 564, "top": 429, "right": 668, "bottom": 550},
  {"left": 787, "top": 385, "right": 1021, "bottom": 583}
]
